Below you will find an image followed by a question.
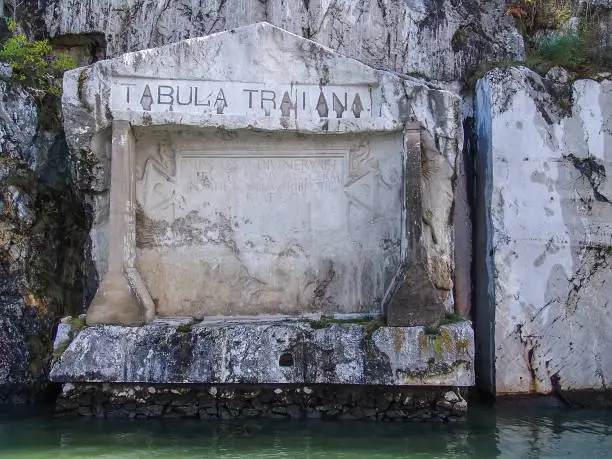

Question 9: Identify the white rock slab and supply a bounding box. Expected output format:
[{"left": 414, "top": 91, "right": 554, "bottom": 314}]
[{"left": 475, "top": 67, "right": 612, "bottom": 394}]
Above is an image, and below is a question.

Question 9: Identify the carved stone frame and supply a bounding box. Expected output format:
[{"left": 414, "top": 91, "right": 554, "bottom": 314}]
[{"left": 85, "top": 119, "right": 443, "bottom": 327}]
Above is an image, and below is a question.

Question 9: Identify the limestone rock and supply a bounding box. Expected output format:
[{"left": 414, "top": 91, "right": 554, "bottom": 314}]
[
  {"left": 32, "top": 0, "right": 523, "bottom": 82},
  {"left": 0, "top": 81, "right": 37, "bottom": 162},
  {"left": 475, "top": 67, "right": 612, "bottom": 395},
  {"left": 545, "top": 67, "right": 570, "bottom": 85},
  {"left": 53, "top": 323, "right": 73, "bottom": 352},
  {"left": 0, "top": 63, "right": 12, "bottom": 81},
  {"left": 444, "top": 390, "right": 460, "bottom": 403},
  {"left": 50, "top": 320, "right": 475, "bottom": 386},
  {"left": 0, "top": 317, "right": 30, "bottom": 403}
]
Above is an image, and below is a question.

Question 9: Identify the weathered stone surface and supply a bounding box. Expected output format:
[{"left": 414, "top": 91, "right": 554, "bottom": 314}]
[
  {"left": 406, "top": 86, "right": 463, "bottom": 312},
  {"left": 0, "top": 63, "right": 12, "bottom": 81},
  {"left": 50, "top": 320, "right": 474, "bottom": 386},
  {"left": 53, "top": 323, "right": 72, "bottom": 352},
  {"left": 34, "top": 0, "right": 523, "bottom": 82},
  {"left": 0, "top": 74, "right": 91, "bottom": 404},
  {"left": 0, "top": 81, "right": 37, "bottom": 162},
  {"left": 0, "top": 315, "right": 30, "bottom": 404},
  {"left": 56, "top": 383, "right": 469, "bottom": 421},
  {"left": 53, "top": 316, "right": 85, "bottom": 352},
  {"left": 67, "top": 23, "right": 462, "bottom": 322},
  {"left": 132, "top": 130, "right": 403, "bottom": 317},
  {"left": 475, "top": 67, "right": 612, "bottom": 395}
]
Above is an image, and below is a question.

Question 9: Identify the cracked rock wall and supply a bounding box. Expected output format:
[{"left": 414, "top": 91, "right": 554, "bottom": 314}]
[
  {"left": 26, "top": 0, "right": 524, "bottom": 82},
  {"left": 0, "top": 81, "right": 91, "bottom": 403},
  {"left": 475, "top": 67, "right": 612, "bottom": 395}
]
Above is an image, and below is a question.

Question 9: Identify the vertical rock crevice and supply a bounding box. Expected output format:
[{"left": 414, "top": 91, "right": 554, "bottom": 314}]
[{"left": 473, "top": 77, "right": 496, "bottom": 396}]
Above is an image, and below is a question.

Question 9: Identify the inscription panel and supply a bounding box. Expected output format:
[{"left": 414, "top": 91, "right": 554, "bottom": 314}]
[
  {"left": 179, "top": 154, "right": 346, "bottom": 233},
  {"left": 112, "top": 77, "right": 373, "bottom": 120},
  {"left": 134, "top": 132, "right": 404, "bottom": 318},
  {"left": 137, "top": 151, "right": 347, "bottom": 234}
]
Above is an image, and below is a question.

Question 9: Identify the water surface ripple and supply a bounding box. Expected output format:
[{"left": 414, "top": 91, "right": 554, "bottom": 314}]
[{"left": 1, "top": 403, "right": 611, "bottom": 458}]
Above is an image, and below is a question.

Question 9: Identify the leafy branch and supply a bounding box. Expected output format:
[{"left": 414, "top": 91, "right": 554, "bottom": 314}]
[{"left": 0, "top": 19, "right": 77, "bottom": 100}]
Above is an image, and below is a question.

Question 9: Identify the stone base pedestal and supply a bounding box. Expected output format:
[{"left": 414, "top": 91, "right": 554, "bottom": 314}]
[
  {"left": 86, "top": 273, "right": 144, "bottom": 326},
  {"left": 50, "top": 319, "right": 474, "bottom": 421},
  {"left": 56, "top": 383, "right": 469, "bottom": 421},
  {"left": 50, "top": 319, "right": 474, "bottom": 386}
]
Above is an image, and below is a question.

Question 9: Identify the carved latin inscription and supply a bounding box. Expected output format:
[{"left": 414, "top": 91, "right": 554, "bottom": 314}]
[
  {"left": 133, "top": 132, "right": 404, "bottom": 317},
  {"left": 137, "top": 151, "right": 347, "bottom": 235},
  {"left": 112, "top": 78, "right": 373, "bottom": 119},
  {"left": 185, "top": 154, "right": 345, "bottom": 233}
]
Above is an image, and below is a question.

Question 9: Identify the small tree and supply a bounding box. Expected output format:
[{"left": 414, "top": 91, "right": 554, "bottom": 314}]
[
  {"left": 0, "top": 19, "right": 77, "bottom": 129},
  {"left": 0, "top": 21, "right": 76, "bottom": 99}
]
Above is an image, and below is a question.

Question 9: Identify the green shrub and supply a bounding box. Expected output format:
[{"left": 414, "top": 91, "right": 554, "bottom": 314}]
[
  {"left": 536, "top": 31, "right": 586, "bottom": 68},
  {"left": 0, "top": 31, "right": 77, "bottom": 98},
  {"left": 504, "top": 0, "right": 610, "bottom": 74}
]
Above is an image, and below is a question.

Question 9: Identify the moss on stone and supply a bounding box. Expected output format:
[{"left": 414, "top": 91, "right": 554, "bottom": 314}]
[
  {"left": 77, "top": 70, "right": 87, "bottom": 103},
  {"left": 441, "top": 328, "right": 453, "bottom": 351},
  {"left": 53, "top": 340, "right": 69, "bottom": 360},
  {"left": 390, "top": 328, "right": 406, "bottom": 354},
  {"left": 455, "top": 338, "right": 471, "bottom": 353},
  {"left": 69, "top": 316, "right": 86, "bottom": 329},
  {"left": 423, "top": 325, "right": 441, "bottom": 336},
  {"left": 418, "top": 333, "right": 428, "bottom": 349},
  {"left": 451, "top": 25, "right": 469, "bottom": 51},
  {"left": 308, "top": 316, "right": 385, "bottom": 348},
  {"left": 176, "top": 320, "right": 198, "bottom": 333},
  {"left": 441, "top": 312, "right": 466, "bottom": 325},
  {"left": 432, "top": 336, "right": 443, "bottom": 356},
  {"left": 308, "top": 316, "right": 383, "bottom": 330}
]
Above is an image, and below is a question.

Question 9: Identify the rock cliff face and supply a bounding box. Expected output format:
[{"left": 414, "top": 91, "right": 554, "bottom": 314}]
[
  {"left": 1, "top": 0, "right": 611, "bottom": 404},
  {"left": 0, "top": 80, "right": 90, "bottom": 403},
  {"left": 475, "top": 67, "right": 612, "bottom": 396},
  {"left": 27, "top": 0, "right": 523, "bottom": 82}
]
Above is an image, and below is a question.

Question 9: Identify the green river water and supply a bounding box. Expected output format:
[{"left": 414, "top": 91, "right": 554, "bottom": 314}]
[{"left": 1, "top": 403, "right": 611, "bottom": 458}]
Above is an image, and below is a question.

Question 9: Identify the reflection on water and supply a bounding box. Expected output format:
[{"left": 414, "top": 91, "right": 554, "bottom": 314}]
[{"left": 0, "top": 402, "right": 611, "bottom": 458}]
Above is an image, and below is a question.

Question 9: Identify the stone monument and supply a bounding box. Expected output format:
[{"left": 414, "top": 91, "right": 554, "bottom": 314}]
[
  {"left": 62, "top": 23, "right": 445, "bottom": 327},
  {"left": 51, "top": 23, "right": 474, "bottom": 420}
]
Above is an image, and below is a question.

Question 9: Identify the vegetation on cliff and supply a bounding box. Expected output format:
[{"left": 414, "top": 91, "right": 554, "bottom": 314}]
[
  {"left": 0, "top": 18, "right": 76, "bottom": 98},
  {"left": 505, "top": 0, "right": 611, "bottom": 73},
  {"left": 0, "top": 18, "right": 76, "bottom": 130}
]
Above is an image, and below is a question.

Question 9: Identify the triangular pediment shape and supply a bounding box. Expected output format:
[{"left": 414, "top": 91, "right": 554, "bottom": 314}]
[
  {"left": 63, "top": 22, "right": 406, "bottom": 134},
  {"left": 112, "top": 22, "right": 379, "bottom": 86}
]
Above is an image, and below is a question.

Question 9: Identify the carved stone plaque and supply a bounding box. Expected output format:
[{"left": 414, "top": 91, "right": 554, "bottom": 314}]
[
  {"left": 69, "top": 23, "right": 440, "bottom": 326},
  {"left": 140, "top": 153, "right": 346, "bottom": 231},
  {"left": 134, "top": 130, "right": 403, "bottom": 317}
]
